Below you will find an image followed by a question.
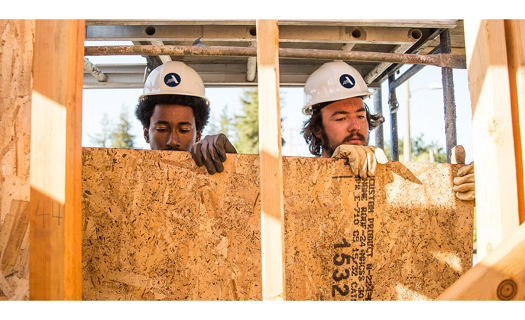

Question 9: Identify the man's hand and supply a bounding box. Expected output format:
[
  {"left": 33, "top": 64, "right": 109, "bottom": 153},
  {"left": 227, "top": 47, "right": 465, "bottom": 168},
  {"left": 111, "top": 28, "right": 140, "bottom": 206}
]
[
  {"left": 190, "top": 133, "right": 237, "bottom": 175},
  {"left": 453, "top": 161, "right": 475, "bottom": 201},
  {"left": 332, "top": 145, "right": 389, "bottom": 178}
]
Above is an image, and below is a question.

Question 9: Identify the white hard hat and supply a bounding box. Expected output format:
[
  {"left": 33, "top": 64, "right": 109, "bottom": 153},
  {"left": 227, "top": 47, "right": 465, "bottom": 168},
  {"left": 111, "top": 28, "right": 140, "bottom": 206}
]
[
  {"left": 303, "top": 61, "right": 374, "bottom": 115},
  {"left": 138, "top": 61, "right": 209, "bottom": 106}
]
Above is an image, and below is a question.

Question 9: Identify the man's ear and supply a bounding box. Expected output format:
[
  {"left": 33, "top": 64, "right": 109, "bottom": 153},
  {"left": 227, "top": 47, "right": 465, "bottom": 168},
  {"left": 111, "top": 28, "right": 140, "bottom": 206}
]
[
  {"left": 313, "top": 128, "right": 322, "bottom": 139},
  {"left": 143, "top": 127, "right": 150, "bottom": 143},
  {"left": 196, "top": 131, "right": 202, "bottom": 143}
]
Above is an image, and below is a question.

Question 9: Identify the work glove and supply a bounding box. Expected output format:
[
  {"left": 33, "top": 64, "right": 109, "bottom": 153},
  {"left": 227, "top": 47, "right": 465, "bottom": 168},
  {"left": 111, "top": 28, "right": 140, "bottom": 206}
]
[
  {"left": 332, "top": 145, "right": 389, "bottom": 178},
  {"left": 190, "top": 133, "right": 237, "bottom": 175},
  {"left": 453, "top": 161, "right": 475, "bottom": 201}
]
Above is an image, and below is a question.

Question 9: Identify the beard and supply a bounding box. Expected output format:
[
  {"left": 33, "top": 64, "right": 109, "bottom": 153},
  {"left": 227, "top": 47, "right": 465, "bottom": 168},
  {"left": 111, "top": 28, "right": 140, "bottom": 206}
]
[{"left": 321, "top": 130, "right": 368, "bottom": 157}]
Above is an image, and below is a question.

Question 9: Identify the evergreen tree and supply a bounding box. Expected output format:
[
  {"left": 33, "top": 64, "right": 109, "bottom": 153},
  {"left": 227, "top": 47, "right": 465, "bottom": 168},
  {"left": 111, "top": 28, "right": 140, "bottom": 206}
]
[
  {"left": 204, "top": 105, "right": 234, "bottom": 139},
  {"left": 233, "top": 90, "right": 260, "bottom": 154},
  {"left": 110, "top": 107, "right": 135, "bottom": 148},
  {"left": 218, "top": 105, "right": 234, "bottom": 138},
  {"left": 88, "top": 113, "right": 112, "bottom": 147},
  {"left": 232, "top": 89, "right": 285, "bottom": 154}
]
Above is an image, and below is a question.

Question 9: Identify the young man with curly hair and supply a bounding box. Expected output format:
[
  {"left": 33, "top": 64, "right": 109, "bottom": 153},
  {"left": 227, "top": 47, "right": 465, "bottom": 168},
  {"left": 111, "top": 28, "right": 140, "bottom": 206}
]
[{"left": 135, "top": 61, "right": 236, "bottom": 174}]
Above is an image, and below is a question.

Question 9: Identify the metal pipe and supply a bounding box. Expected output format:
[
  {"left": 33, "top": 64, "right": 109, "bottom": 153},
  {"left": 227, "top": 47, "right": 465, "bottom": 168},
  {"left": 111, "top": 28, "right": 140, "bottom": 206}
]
[
  {"left": 246, "top": 41, "right": 257, "bottom": 82},
  {"left": 83, "top": 57, "right": 107, "bottom": 82},
  {"left": 404, "top": 81, "right": 411, "bottom": 162},
  {"left": 364, "top": 42, "right": 415, "bottom": 84},
  {"left": 388, "top": 74, "right": 399, "bottom": 161},
  {"left": 374, "top": 87, "right": 384, "bottom": 150},
  {"left": 150, "top": 41, "right": 172, "bottom": 63},
  {"left": 389, "top": 47, "right": 441, "bottom": 91},
  {"left": 440, "top": 30, "right": 457, "bottom": 163},
  {"left": 84, "top": 45, "right": 466, "bottom": 69}
]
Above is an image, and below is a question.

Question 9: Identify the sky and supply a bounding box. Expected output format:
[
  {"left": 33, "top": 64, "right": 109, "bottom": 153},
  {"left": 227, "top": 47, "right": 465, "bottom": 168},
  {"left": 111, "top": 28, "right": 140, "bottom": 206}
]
[{"left": 83, "top": 41, "right": 474, "bottom": 163}]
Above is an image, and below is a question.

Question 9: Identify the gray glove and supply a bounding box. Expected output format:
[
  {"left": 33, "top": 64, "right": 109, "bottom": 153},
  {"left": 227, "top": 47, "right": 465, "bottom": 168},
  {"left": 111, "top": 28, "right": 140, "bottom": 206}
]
[
  {"left": 332, "top": 145, "right": 389, "bottom": 178},
  {"left": 453, "top": 161, "right": 475, "bottom": 201},
  {"left": 190, "top": 133, "right": 237, "bottom": 174}
]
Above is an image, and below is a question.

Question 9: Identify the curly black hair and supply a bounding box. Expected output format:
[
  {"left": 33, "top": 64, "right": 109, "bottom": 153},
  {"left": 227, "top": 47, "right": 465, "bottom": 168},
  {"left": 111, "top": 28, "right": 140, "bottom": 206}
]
[
  {"left": 135, "top": 95, "right": 210, "bottom": 132},
  {"left": 301, "top": 100, "right": 385, "bottom": 156}
]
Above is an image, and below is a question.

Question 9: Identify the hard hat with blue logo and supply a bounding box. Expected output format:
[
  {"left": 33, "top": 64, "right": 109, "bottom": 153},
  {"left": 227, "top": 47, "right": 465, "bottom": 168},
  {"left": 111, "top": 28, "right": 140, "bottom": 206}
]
[
  {"left": 302, "top": 61, "right": 374, "bottom": 115},
  {"left": 139, "top": 61, "right": 209, "bottom": 107}
]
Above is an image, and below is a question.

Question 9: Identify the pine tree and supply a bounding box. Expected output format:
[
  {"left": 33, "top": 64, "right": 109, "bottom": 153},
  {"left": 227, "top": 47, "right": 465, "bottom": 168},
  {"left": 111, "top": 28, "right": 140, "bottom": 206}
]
[
  {"left": 233, "top": 90, "right": 260, "bottom": 154},
  {"left": 110, "top": 107, "right": 135, "bottom": 148},
  {"left": 88, "top": 113, "right": 112, "bottom": 147},
  {"left": 203, "top": 105, "right": 233, "bottom": 139},
  {"left": 232, "top": 89, "right": 286, "bottom": 154},
  {"left": 218, "top": 105, "right": 233, "bottom": 138}
]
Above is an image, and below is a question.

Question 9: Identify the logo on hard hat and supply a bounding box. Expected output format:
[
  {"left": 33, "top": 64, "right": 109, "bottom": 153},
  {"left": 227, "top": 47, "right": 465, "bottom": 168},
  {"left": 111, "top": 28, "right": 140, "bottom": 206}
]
[
  {"left": 339, "top": 74, "right": 356, "bottom": 89},
  {"left": 164, "top": 73, "right": 182, "bottom": 87}
]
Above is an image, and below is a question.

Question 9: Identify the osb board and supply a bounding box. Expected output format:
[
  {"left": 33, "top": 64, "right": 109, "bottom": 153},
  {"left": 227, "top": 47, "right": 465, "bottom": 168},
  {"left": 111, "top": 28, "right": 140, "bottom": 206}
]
[
  {"left": 284, "top": 158, "right": 473, "bottom": 300},
  {"left": 82, "top": 147, "right": 474, "bottom": 301},
  {"left": 0, "top": 20, "right": 34, "bottom": 301}
]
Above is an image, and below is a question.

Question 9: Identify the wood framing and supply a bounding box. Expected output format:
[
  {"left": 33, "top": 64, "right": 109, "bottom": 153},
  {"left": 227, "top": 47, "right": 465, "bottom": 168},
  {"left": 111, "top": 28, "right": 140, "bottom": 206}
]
[
  {"left": 504, "top": 19, "right": 525, "bottom": 225},
  {"left": 6, "top": 18, "right": 525, "bottom": 302},
  {"left": 0, "top": 20, "right": 34, "bottom": 301},
  {"left": 29, "top": 20, "right": 84, "bottom": 300},
  {"left": 436, "top": 222, "right": 525, "bottom": 300},
  {"left": 463, "top": 19, "right": 520, "bottom": 260},
  {"left": 256, "top": 19, "right": 286, "bottom": 301}
]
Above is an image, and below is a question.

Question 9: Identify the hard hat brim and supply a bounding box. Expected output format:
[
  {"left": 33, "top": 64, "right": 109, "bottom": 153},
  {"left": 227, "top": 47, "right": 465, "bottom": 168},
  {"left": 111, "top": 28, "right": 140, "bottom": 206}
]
[
  {"left": 302, "top": 90, "right": 376, "bottom": 115},
  {"left": 138, "top": 92, "right": 210, "bottom": 107}
]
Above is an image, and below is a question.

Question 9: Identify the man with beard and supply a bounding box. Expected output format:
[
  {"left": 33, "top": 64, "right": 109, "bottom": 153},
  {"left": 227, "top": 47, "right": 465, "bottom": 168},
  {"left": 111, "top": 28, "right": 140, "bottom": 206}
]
[
  {"left": 135, "top": 61, "right": 236, "bottom": 175},
  {"left": 301, "top": 61, "right": 475, "bottom": 200}
]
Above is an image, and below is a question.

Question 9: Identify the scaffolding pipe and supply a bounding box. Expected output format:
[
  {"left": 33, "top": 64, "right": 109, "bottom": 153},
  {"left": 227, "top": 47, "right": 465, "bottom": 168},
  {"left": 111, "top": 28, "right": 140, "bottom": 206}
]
[
  {"left": 84, "top": 45, "right": 466, "bottom": 69},
  {"left": 440, "top": 29, "right": 458, "bottom": 163},
  {"left": 83, "top": 57, "right": 107, "bottom": 82},
  {"left": 246, "top": 41, "right": 257, "bottom": 82},
  {"left": 374, "top": 87, "right": 384, "bottom": 150},
  {"left": 389, "top": 47, "right": 441, "bottom": 91},
  {"left": 389, "top": 74, "right": 399, "bottom": 161}
]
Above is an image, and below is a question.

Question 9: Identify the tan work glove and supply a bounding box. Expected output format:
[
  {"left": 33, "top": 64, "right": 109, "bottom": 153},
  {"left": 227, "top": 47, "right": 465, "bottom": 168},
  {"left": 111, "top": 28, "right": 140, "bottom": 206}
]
[
  {"left": 453, "top": 161, "right": 475, "bottom": 201},
  {"left": 190, "top": 133, "right": 237, "bottom": 175},
  {"left": 332, "top": 145, "right": 389, "bottom": 178}
]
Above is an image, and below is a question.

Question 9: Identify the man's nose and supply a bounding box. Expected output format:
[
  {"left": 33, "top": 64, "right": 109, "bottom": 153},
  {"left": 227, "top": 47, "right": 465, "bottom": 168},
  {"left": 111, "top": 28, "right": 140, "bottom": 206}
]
[
  {"left": 347, "top": 116, "right": 360, "bottom": 132},
  {"left": 167, "top": 131, "right": 180, "bottom": 147}
]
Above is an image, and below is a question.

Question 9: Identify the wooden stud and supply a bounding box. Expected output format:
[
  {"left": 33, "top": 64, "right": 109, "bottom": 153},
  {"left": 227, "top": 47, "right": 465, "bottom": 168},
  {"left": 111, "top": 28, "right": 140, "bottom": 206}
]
[
  {"left": 436, "top": 222, "right": 525, "bottom": 300},
  {"left": 256, "top": 19, "right": 286, "bottom": 301},
  {"left": 29, "top": 20, "right": 84, "bottom": 300},
  {"left": 504, "top": 19, "right": 525, "bottom": 225},
  {"left": 463, "top": 19, "right": 520, "bottom": 260}
]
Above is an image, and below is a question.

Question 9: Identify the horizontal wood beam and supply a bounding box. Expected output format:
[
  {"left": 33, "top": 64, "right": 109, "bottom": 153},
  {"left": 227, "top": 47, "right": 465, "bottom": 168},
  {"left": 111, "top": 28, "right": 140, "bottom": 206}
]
[{"left": 436, "top": 222, "right": 525, "bottom": 300}]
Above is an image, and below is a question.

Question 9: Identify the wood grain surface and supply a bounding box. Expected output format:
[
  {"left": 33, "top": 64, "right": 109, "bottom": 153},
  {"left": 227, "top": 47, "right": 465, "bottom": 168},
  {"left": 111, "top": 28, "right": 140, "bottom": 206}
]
[{"left": 82, "top": 148, "right": 474, "bottom": 301}]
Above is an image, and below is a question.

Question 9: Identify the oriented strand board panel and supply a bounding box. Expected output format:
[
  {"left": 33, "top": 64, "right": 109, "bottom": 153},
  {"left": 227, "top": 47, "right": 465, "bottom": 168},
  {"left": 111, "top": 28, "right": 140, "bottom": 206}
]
[
  {"left": 82, "top": 148, "right": 474, "bottom": 301},
  {"left": 82, "top": 148, "right": 262, "bottom": 301},
  {"left": 0, "top": 20, "right": 34, "bottom": 301}
]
